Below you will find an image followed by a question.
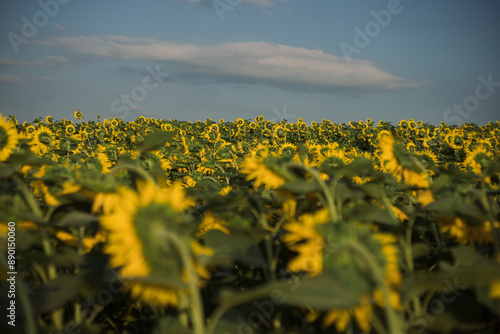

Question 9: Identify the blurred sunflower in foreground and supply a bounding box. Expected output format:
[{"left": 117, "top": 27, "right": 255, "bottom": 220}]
[
  {"left": 320, "top": 232, "right": 402, "bottom": 333},
  {"left": 99, "top": 180, "right": 212, "bottom": 307},
  {"left": 0, "top": 113, "right": 19, "bottom": 161}
]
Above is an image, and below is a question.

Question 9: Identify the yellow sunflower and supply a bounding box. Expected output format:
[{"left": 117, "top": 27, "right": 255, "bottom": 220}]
[
  {"left": 240, "top": 150, "right": 288, "bottom": 190},
  {"left": 317, "top": 232, "right": 401, "bottom": 332},
  {"left": 378, "top": 132, "right": 434, "bottom": 205},
  {"left": 282, "top": 208, "right": 330, "bottom": 277},
  {"left": 196, "top": 212, "right": 230, "bottom": 238},
  {"left": 489, "top": 255, "right": 500, "bottom": 299},
  {"left": 100, "top": 180, "right": 196, "bottom": 307},
  {"left": 0, "top": 113, "right": 19, "bottom": 161},
  {"left": 74, "top": 109, "right": 83, "bottom": 120},
  {"left": 439, "top": 217, "right": 500, "bottom": 246},
  {"left": 30, "top": 127, "right": 54, "bottom": 156},
  {"left": 463, "top": 145, "right": 493, "bottom": 175}
]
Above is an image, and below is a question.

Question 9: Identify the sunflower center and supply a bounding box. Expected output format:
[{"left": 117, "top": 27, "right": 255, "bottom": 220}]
[{"left": 37, "top": 132, "right": 52, "bottom": 145}]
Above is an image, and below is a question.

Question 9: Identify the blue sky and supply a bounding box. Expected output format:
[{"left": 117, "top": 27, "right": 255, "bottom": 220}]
[{"left": 1, "top": 0, "right": 499, "bottom": 125}]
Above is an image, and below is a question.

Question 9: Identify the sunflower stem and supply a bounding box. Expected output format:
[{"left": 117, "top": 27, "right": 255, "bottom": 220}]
[
  {"left": 18, "top": 179, "right": 64, "bottom": 331},
  {"left": 162, "top": 231, "right": 205, "bottom": 334},
  {"left": 302, "top": 164, "right": 340, "bottom": 222},
  {"left": 344, "top": 241, "right": 402, "bottom": 334},
  {"left": 404, "top": 213, "right": 422, "bottom": 316},
  {"left": 480, "top": 178, "right": 500, "bottom": 256}
]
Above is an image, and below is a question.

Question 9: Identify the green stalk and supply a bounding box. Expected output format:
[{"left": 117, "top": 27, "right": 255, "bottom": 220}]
[
  {"left": 18, "top": 180, "right": 63, "bottom": 331},
  {"left": 480, "top": 179, "right": 500, "bottom": 256},
  {"left": 404, "top": 213, "right": 422, "bottom": 316},
  {"left": 302, "top": 164, "right": 340, "bottom": 222},
  {"left": 344, "top": 241, "right": 402, "bottom": 334},
  {"left": 161, "top": 231, "right": 205, "bottom": 334},
  {"left": 74, "top": 226, "right": 85, "bottom": 325}
]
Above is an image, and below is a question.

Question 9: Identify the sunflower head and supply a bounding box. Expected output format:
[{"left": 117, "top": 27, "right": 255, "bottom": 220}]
[
  {"left": 74, "top": 110, "right": 83, "bottom": 120},
  {"left": 100, "top": 180, "right": 196, "bottom": 306},
  {"left": 0, "top": 114, "right": 19, "bottom": 161}
]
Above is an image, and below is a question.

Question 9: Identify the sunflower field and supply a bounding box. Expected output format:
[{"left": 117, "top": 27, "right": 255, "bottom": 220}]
[{"left": 1, "top": 112, "right": 500, "bottom": 334}]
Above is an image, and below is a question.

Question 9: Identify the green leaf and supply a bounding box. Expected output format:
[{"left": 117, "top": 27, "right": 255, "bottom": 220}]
[
  {"left": 279, "top": 180, "right": 321, "bottom": 194},
  {"left": 403, "top": 247, "right": 500, "bottom": 302},
  {"left": 33, "top": 275, "right": 81, "bottom": 312},
  {"left": 204, "top": 230, "right": 267, "bottom": 268},
  {"left": 218, "top": 271, "right": 370, "bottom": 311},
  {"left": 343, "top": 201, "right": 398, "bottom": 226},
  {"left": 412, "top": 242, "right": 431, "bottom": 259},
  {"left": 54, "top": 211, "right": 98, "bottom": 226},
  {"left": 280, "top": 272, "right": 371, "bottom": 309},
  {"left": 135, "top": 131, "right": 174, "bottom": 152},
  {"left": 0, "top": 164, "right": 14, "bottom": 178}
]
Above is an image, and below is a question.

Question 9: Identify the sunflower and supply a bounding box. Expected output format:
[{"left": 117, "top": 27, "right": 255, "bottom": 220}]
[
  {"left": 55, "top": 230, "right": 106, "bottom": 254},
  {"left": 65, "top": 124, "right": 76, "bottom": 136},
  {"left": 489, "top": 256, "right": 500, "bottom": 299},
  {"left": 196, "top": 212, "right": 230, "bottom": 238},
  {"left": 30, "top": 127, "right": 54, "bottom": 156},
  {"left": 0, "top": 113, "right": 19, "bottom": 161},
  {"left": 463, "top": 145, "right": 492, "bottom": 175},
  {"left": 282, "top": 208, "right": 330, "bottom": 277},
  {"left": 100, "top": 180, "right": 196, "bottom": 307},
  {"left": 439, "top": 217, "right": 500, "bottom": 246},
  {"left": 377, "top": 132, "right": 431, "bottom": 189},
  {"left": 322, "top": 296, "right": 372, "bottom": 332},
  {"left": 161, "top": 123, "right": 173, "bottom": 131},
  {"left": 316, "top": 231, "right": 402, "bottom": 333},
  {"left": 74, "top": 109, "right": 83, "bottom": 120},
  {"left": 240, "top": 152, "right": 288, "bottom": 190}
]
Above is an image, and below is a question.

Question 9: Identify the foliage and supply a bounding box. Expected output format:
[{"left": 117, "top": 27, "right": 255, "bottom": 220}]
[{"left": 1, "top": 113, "right": 500, "bottom": 334}]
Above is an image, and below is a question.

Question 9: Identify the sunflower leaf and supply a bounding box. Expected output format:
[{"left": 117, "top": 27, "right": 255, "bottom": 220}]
[{"left": 135, "top": 131, "right": 174, "bottom": 152}]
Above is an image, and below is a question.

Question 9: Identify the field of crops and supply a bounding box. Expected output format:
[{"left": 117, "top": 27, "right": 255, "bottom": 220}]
[{"left": 1, "top": 111, "right": 500, "bottom": 334}]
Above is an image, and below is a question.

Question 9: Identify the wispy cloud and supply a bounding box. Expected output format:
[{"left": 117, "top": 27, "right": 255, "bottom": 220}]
[
  {"left": 50, "top": 22, "right": 67, "bottom": 31},
  {"left": 0, "top": 56, "right": 70, "bottom": 69},
  {"left": 40, "top": 35, "right": 432, "bottom": 93}
]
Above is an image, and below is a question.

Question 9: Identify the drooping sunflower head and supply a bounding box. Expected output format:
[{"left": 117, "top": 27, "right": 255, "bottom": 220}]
[
  {"left": 240, "top": 154, "right": 291, "bottom": 190},
  {"left": 100, "top": 180, "right": 195, "bottom": 306},
  {"left": 463, "top": 145, "right": 493, "bottom": 175}
]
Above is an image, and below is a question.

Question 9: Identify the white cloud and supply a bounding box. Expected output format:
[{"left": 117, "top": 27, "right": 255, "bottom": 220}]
[{"left": 41, "top": 35, "right": 431, "bottom": 93}]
